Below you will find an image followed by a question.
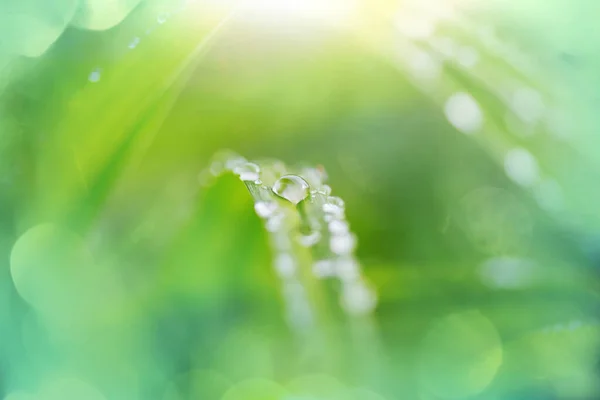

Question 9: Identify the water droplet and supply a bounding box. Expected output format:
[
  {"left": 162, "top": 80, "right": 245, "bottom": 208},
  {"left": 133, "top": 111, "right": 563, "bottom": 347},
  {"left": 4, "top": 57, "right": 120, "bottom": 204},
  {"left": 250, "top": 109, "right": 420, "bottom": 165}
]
[
  {"left": 444, "top": 92, "right": 483, "bottom": 134},
  {"left": 330, "top": 234, "right": 356, "bottom": 255},
  {"left": 336, "top": 258, "right": 360, "bottom": 281},
  {"left": 270, "top": 233, "right": 291, "bottom": 251},
  {"left": 298, "top": 231, "right": 321, "bottom": 247},
  {"left": 316, "top": 164, "right": 328, "bottom": 181},
  {"left": 157, "top": 14, "right": 168, "bottom": 24},
  {"left": 88, "top": 68, "right": 101, "bottom": 83},
  {"left": 234, "top": 162, "right": 260, "bottom": 181},
  {"left": 210, "top": 150, "right": 240, "bottom": 176},
  {"left": 209, "top": 150, "right": 245, "bottom": 175},
  {"left": 313, "top": 260, "right": 335, "bottom": 278},
  {"left": 266, "top": 212, "right": 284, "bottom": 232},
  {"left": 301, "top": 166, "right": 327, "bottom": 188},
  {"left": 225, "top": 156, "right": 247, "bottom": 171},
  {"left": 275, "top": 253, "right": 295, "bottom": 278},
  {"left": 318, "top": 184, "right": 332, "bottom": 196},
  {"left": 272, "top": 175, "right": 310, "bottom": 205},
  {"left": 329, "top": 220, "right": 349, "bottom": 235},
  {"left": 504, "top": 148, "right": 539, "bottom": 187},
  {"left": 254, "top": 201, "right": 278, "bottom": 218},
  {"left": 322, "top": 196, "right": 345, "bottom": 217},
  {"left": 341, "top": 282, "right": 377, "bottom": 315},
  {"left": 128, "top": 37, "right": 141, "bottom": 49}
]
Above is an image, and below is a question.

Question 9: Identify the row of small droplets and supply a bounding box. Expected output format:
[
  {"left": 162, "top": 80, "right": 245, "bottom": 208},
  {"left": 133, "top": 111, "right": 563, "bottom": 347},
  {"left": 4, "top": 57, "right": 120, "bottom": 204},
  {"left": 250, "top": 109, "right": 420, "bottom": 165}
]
[
  {"left": 199, "top": 151, "right": 313, "bottom": 330},
  {"left": 249, "top": 159, "right": 377, "bottom": 317},
  {"left": 305, "top": 183, "right": 378, "bottom": 316},
  {"left": 199, "top": 151, "right": 377, "bottom": 325}
]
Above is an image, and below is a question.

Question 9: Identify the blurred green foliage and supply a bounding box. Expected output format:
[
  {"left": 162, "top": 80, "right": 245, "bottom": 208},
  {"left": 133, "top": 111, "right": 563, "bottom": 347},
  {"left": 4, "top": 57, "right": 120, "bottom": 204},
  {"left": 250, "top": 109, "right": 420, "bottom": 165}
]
[{"left": 1, "top": 1, "right": 599, "bottom": 399}]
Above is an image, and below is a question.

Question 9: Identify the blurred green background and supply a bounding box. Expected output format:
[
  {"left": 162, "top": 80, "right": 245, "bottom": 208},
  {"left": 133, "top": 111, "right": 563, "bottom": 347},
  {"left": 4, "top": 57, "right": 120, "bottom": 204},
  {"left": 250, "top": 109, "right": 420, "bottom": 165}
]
[{"left": 1, "top": 0, "right": 599, "bottom": 399}]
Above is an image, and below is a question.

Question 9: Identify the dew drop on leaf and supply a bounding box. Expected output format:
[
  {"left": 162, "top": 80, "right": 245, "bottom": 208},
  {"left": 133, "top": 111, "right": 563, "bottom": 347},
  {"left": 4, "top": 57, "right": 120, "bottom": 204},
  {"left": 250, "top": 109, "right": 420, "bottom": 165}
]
[
  {"left": 272, "top": 175, "right": 310, "bottom": 205},
  {"left": 234, "top": 162, "right": 261, "bottom": 182}
]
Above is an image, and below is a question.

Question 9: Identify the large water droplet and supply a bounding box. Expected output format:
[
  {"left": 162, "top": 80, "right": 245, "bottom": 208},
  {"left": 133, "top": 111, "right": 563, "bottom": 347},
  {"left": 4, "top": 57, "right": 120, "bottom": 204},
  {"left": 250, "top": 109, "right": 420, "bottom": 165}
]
[
  {"left": 234, "top": 162, "right": 260, "bottom": 181},
  {"left": 272, "top": 175, "right": 310, "bottom": 205}
]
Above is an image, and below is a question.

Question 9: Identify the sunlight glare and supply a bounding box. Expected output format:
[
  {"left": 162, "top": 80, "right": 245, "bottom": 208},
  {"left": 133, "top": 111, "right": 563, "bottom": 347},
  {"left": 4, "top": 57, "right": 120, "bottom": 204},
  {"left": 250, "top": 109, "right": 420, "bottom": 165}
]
[{"left": 241, "top": 0, "right": 357, "bottom": 23}]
